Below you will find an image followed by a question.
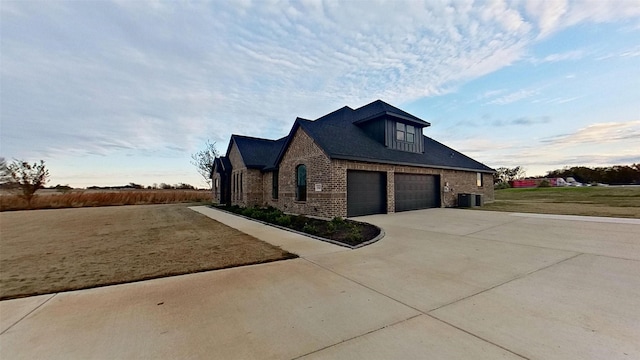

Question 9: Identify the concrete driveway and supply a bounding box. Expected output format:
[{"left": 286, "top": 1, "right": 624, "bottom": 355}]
[{"left": 1, "top": 207, "right": 639, "bottom": 359}]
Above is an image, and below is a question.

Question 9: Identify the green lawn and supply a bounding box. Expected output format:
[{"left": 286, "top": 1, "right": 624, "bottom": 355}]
[{"left": 480, "top": 186, "right": 640, "bottom": 218}]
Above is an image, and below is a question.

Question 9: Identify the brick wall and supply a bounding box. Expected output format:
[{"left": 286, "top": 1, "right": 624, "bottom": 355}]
[
  {"left": 225, "top": 130, "right": 495, "bottom": 218},
  {"left": 227, "top": 141, "right": 265, "bottom": 207},
  {"left": 330, "top": 159, "right": 494, "bottom": 217},
  {"left": 263, "top": 170, "right": 279, "bottom": 208},
  {"left": 277, "top": 128, "right": 334, "bottom": 217},
  {"left": 212, "top": 172, "right": 221, "bottom": 203}
]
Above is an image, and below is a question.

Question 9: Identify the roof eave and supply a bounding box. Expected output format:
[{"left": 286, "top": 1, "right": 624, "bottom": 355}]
[
  {"left": 354, "top": 111, "right": 431, "bottom": 127},
  {"left": 329, "top": 154, "right": 495, "bottom": 173}
]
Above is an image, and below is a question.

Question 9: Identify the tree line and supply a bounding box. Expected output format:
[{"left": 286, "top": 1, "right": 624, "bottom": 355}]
[
  {"left": 494, "top": 164, "right": 640, "bottom": 187},
  {"left": 544, "top": 164, "right": 640, "bottom": 185}
]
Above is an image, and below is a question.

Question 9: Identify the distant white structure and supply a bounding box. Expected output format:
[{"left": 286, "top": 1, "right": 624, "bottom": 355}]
[{"left": 565, "top": 177, "right": 583, "bottom": 186}]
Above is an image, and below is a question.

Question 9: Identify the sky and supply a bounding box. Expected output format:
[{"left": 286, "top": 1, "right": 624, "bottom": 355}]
[{"left": 1, "top": 0, "right": 639, "bottom": 188}]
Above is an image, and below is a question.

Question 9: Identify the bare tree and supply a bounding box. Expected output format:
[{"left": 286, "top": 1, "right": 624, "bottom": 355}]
[
  {"left": 0, "top": 157, "right": 14, "bottom": 187},
  {"left": 191, "top": 140, "right": 219, "bottom": 189},
  {"left": 7, "top": 159, "right": 50, "bottom": 207}
]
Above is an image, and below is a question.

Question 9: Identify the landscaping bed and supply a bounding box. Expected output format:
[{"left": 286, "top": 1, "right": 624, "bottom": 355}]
[{"left": 215, "top": 205, "right": 381, "bottom": 247}]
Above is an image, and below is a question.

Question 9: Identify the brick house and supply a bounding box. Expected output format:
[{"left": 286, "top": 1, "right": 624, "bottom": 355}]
[{"left": 212, "top": 100, "right": 495, "bottom": 218}]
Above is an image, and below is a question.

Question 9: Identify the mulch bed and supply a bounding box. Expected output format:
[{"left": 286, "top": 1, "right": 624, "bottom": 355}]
[{"left": 215, "top": 205, "right": 381, "bottom": 247}]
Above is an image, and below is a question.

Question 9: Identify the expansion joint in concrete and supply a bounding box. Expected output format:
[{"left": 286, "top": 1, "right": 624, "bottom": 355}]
[
  {"left": 1, "top": 294, "right": 57, "bottom": 335},
  {"left": 428, "top": 252, "right": 583, "bottom": 313},
  {"left": 290, "top": 314, "right": 422, "bottom": 359}
]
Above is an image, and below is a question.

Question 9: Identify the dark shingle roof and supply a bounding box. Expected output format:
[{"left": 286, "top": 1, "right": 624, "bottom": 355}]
[
  {"left": 211, "top": 156, "right": 232, "bottom": 178},
  {"left": 220, "top": 99, "right": 494, "bottom": 173},
  {"left": 230, "top": 135, "right": 287, "bottom": 170},
  {"left": 298, "top": 115, "right": 493, "bottom": 172},
  {"left": 353, "top": 99, "right": 430, "bottom": 127}
]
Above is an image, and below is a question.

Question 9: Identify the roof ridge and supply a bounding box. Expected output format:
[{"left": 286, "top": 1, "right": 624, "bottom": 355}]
[
  {"left": 314, "top": 105, "right": 354, "bottom": 121},
  {"left": 232, "top": 134, "right": 278, "bottom": 142}
]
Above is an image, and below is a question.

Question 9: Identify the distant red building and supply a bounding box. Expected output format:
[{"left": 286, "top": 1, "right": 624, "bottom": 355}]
[{"left": 510, "top": 178, "right": 565, "bottom": 188}]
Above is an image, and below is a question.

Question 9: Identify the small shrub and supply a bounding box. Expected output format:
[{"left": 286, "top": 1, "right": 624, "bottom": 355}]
[
  {"left": 302, "top": 223, "right": 318, "bottom": 235},
  {"left": 274, "top": 215, "right": 292, "bottom": 227},
  {"left": 326, "top": 221, "right": 337, "bottom": 234},
  {"left": 291, "top": 214, "right": 308, "bottom": 228},
  {"left": 344, "top": 227, "right": 364, "bottom": 244},
  {"left": 262, "top": 207, "right": 283, "bottom": 223}
]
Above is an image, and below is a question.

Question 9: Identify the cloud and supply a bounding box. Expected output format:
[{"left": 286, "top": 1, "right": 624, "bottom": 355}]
[
  {"left": 597, "top": 46, "right": 640, "bottom": 60},
  {"left": 481, "top": 121, "right": 640, "bottom": 174},
  {"left": 526, "top": 0, "right": 568, "bottom": 38},
  {"left": 476, "top": 89, "right": 507, "bottom": 101},
  {"left": 541, "top": 121, "right": 640, "bottom": 146},
  {"left": 531, "top": 50, "right": 585, "bottom": 64},
  {"left": 1, "top": 0, "right": 639, "bottom": 171},
  {"left": 493, "top": 116, "right": 551, "bottom": 127},
  {"left": 533, "top": 96, "right": 581, "bottom": 104},
  {"left": 487, "top": 89, "right": 538, "bottom": 105},
  {"left": 0, "top": 1, "right": 539, "bottom": 159},
  {"left": 525, "top": 0, "right": 640, "bottom": 39}
]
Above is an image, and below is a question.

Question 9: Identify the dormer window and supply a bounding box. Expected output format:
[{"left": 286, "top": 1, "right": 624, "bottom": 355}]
[{"left": 396, "top": 123, "right": 415, "bottom": 143}]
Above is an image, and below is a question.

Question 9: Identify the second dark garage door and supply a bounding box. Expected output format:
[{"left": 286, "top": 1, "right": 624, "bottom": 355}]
[
  {"left": 394, "top": 173, "right": 440, "bottom": 212},
  {"left": 347, "top": 170, "right": 387, "bottom": 217}
]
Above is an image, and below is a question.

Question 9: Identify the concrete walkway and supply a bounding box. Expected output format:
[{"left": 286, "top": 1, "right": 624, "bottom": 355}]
[{"left": 1, "top": 207, "right": 638, "bottom": 359}]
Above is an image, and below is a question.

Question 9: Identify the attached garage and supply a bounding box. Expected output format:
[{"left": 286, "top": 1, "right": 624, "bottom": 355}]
[
  {"left": 347, "top": 170, "right": 387, "bottom": 217},
  {"left": 394, "top": 173, "right": 440, "bottom": 212}
]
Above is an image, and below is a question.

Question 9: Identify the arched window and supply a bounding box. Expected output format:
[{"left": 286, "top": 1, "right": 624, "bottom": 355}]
[{"left": 296, "top": 164, "right": 307, "bottom": 201}]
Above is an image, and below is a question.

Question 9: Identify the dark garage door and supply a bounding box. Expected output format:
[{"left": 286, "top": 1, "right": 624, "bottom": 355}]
[
  {"left": 394, "top": 174, "right": 440, "bottom": 212},
  {"left": 347, "top": 170, "right": 387, "bottom": 217}
]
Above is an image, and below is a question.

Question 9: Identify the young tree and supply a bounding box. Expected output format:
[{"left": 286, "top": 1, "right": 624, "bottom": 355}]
[
  {"left": 493, "top": 166, "right": 525, "bottom": 185},
  {"left": 191, "top": 140, "right": 219, "bottom": 189},
  {"left": 7, "top": 159, "right": 50, "bottom": 207}
]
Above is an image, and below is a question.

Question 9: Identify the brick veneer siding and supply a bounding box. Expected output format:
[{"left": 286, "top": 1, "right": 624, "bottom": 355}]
[
  {"left": 271, "top": 128, "right": 494, "bottom": 218},
  {"left": 226, "top": 141, "right": 265, "bottom": 207},
  {"left": 212, "top": 172, "right": 222, "bottom": 203},
  {"left": 331, "top": 159, "right": 494, "bottom": 217},
  {"left": 277, "top": 128, "right": 335, "bottom": 217},
  {"left": 263, "top": 170, "right": 279, "bottom": 208}
]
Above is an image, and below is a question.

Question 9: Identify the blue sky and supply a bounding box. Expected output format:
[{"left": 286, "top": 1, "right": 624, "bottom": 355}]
[{"left": 1, "top": 0, "right": 639, "bottom": 188}]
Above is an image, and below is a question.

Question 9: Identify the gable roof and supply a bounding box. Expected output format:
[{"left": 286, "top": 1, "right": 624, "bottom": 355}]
[
  {"left": 219, "top": 99, "right": 494, "bottom": 173},
  {"left": 212, "top": 156, "right": 231, "bottom": 176},
  {"left": 298, "top": 111, "right": 494, "bottom": 173},
  {"left": 228, "top": 134, "right": 287, "bottom": 170},
  {"left": 353, "top": 99, "right": 430, "bottom": 127}
]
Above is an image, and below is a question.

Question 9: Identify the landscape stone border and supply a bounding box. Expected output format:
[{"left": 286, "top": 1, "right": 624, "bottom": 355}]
[{"left": 208, "top": 206, "right": 385, "bottom": 249}]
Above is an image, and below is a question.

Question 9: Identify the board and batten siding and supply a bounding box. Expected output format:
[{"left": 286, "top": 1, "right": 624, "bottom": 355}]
[
  {"left": 385, "top": 119, "right": 424, "bottom": 153},
  {"left": 357, "top": 117, "right": 425, "bottom": 154}
]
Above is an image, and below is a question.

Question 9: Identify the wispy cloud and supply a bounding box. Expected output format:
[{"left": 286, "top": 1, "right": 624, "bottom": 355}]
[
  {"left": 493, "top": 116, "right": 551, "bottom": 127},
  {"left": 541, "top": 121, "right": 640, "bottom": 146},
  {"left": 596, "top": 46, "right": 640, "bottom": 60},
  {"left": 487, "top": 89, "right": 538, "bottom": 105},
  {"left": 531, "top": 50, "right": 585, "bottom": 64},
  {"left": 476, "top": 89, "right": 507, "bottom": 101},
  {"left": 526, "top": 0, "right": 640, "bottom": 39}
]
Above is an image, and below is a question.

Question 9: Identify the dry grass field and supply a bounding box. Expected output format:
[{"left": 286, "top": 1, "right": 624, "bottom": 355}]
[
  {"left": 0, "top": 189, "right": 212, "bottom": 211},
  {"left": 481, "top": 186, "right": 640, "bottom": 218},
  {"left": 0, "top": 204, "right": 296, "bottom": 300}
]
